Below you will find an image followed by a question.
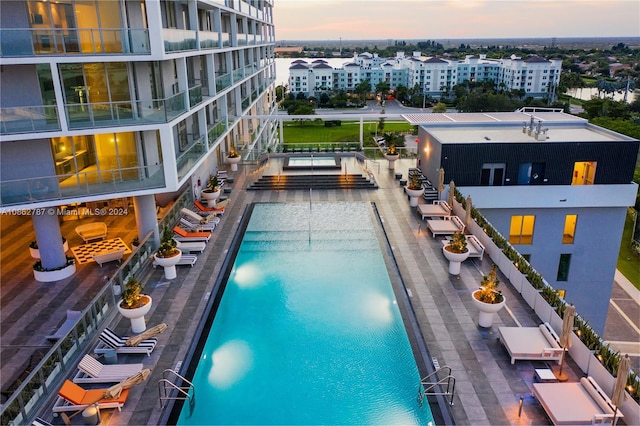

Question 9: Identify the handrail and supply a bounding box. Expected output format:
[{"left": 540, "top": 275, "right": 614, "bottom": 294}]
[
  {"left": 158, "top": 369, "right": 195, "bottom": 409},
  {"left": 418, "top": 366, "right": 456, "bottom": 406}
]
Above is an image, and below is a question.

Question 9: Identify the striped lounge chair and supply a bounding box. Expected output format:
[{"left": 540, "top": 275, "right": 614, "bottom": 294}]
[
  {"left": 73, "top": 354, "right": 143, "bottom": 384},
  {"left": 93, "top": 327, "right": 157, "bottom": 357}
]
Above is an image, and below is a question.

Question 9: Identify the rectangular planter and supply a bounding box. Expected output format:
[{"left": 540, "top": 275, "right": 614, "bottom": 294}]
[
  {"left": 534, "top": 293, "right": 554, "bottom": 323},
  {"left": 567, "top": 337, "right": 596, "bottom": 372},
  {"left": 587, "top": 355, "right": 616, "bottom": 396},
  {"left": 521, "top": 280, "right": 539, "bottom": 309}
]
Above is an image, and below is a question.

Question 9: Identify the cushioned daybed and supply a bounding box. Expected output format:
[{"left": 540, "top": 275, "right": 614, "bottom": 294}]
[
  {"left": 417, "top": 200, "right": 451, "bottom": 220},
  {"left": 498, "top": 322, "right": 564, "bottom": 365},
  {"left": 426, "top": 215, "right": 465, "bottom": 237},
  {"left": 532, "top": 376, "right": 623, "bottom": 425}
]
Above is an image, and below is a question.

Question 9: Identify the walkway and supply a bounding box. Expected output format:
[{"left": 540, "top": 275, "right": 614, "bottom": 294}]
[{"left": 0, "top": 156, "right": 636, "bottom": 425}]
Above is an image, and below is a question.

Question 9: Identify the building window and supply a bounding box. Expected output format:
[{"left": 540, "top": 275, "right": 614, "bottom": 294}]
[
  {"left": 509, "top": 215, "right": 535, "bottom": 244},
  {"left": 557, "top": 254, "right": 571, "bottom": 281},
  {"left": 572, "top": 161, "right": 597, "bottom": 185},
  {"left": 480, "top": 163, "right": 505, "bottom": 186},
  {"left": 518, "top": 162, "right": 545, "bottom": 184},
  {"left": 563, "top": 215, "right": 577, "bottom": 244}
]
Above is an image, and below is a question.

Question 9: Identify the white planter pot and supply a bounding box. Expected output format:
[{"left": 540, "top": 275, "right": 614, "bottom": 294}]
[
  {"left": 154, "top": 249, "right": 182, "bottom": 280},
  {"left": 384, "top": 154, "right": 399, "bottom": 169},
  {"left": 30, "top": 240, "right": 69, "bottom": 259},
  {"left": 405, "top": 187, "right": 424, "bottom": 207},
  {"left": 118, "top": 295, "right": 152, "bottom": 333},
  {"left": 442, "top": 246, "right": 470, "bottom": 275},
  {"left": 227, "top": 155, "right": 241, "bottom": 171},
  {"left": 202, "top": 189, "right": 221, "bottom": 204},
  {"left": 33, "top": 263, "right": 76, "bottom": 282},
  {"left": 471, "top": 289, "right": 506, "bottom": 328}
]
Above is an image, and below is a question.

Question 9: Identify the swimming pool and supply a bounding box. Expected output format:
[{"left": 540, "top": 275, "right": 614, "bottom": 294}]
[
  {"left": 174, "top": 202, "right": 435, "bottom": 425},
  {"left": 282, "top": 155, "right": 342, "bottom": 170}
]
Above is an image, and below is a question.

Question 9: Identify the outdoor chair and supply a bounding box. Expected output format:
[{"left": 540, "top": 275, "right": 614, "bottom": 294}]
[
  {"left": 73, "top": 354, "right": 143, "bottom": 384},
  {"left": 52, "top": 379, "right": 129, "bottom": 414},
  {"left": 93, "top": 327, "right": 157, "bottom": 357}
]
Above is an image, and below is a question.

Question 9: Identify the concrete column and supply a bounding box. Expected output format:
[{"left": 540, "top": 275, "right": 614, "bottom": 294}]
[
  {"left": 133, "top": 194, "right": 160, "bottom": 246},
  {"left": 32, "top": 213, "right": 66, "bottom": 269}
]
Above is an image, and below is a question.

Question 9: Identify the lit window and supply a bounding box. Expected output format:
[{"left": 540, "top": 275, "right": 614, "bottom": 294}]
[
  {"left": 563, "top": 215, "right": 577, "bottom": 244},
  {"left": 557, "top": 254, "right": 571, "bottom": 281},
  {"left": 509, "top": 215, "right": 535, "bottom": 244},
  {"left": 572, "top": 161, "right": 597, "bottom": 185}
]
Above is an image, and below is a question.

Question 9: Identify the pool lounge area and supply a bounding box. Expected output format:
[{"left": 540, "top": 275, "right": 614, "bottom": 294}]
[{"left": 3, "top": 156, "right": 634, "bottom": 425}]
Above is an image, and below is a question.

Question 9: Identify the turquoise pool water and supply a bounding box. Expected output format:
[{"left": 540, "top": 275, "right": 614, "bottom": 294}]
[{"left": 177, "top": 202, "right": 434, "bottom": 425}]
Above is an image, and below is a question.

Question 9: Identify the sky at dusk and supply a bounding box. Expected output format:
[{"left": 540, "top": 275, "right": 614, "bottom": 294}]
[{"left": 273, "top": 0, "right": 640, "bottom": 41}]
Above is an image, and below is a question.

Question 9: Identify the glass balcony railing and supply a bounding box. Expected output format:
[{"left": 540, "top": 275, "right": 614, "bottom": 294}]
[
  {"left": 233, "top": 68, "right": 245, "bottom": 82},
  {"left": 65, "top": 92, "right": 187, "bottom": 130},
  {"left": 215, "top": 73, "right": 232, "bottom": 92},
  {"left": 188, "top": 85, "right": 203, "bottom": 107},
  {"left": 0, "top": 164, "right": 165, "bottom": 207},
  {"left": 237, "top": 33, "right": 248, "bottom": 46},
  {"left": 177, "top": 137, "right": 206, "bottom": 180},
  {"left": 221, "top": 33, "right": 231, "bottom": 47},
  {"left": 162, "top": 28, "right": 197, "bottom": 52},
  {"left": 0, "top": 105, "right": 60, "bottom": 135},
  {"left": 207, "top": 121, "right": 227, "bottom": 148},
  {"left": 0, "top": 28, "right": 150, "bottom": 57},
  {"left": 241, "top": 97, "right": 250, "bottom": 110},
  {"left": 199, "top": 30, "right": 220, "bottom": 49}
]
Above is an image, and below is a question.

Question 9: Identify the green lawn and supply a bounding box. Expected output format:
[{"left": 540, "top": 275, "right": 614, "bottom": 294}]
[
  {"left": 281, "top": 120, "right": 412, "bottom": 145},
  {"left": 617, "top": 210, "right": 640, "bottom": 290}
]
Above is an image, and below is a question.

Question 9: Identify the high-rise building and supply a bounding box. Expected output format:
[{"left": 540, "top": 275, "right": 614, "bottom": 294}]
[{"left": 0, "top": 0, "right": 277, "bottom": 274}]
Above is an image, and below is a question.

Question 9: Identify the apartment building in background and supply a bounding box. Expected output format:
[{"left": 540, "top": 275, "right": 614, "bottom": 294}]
[
  {"left": 289, "top": 51, "right": 562, "bottom": 101},
  {"left": 407, "top": 109, "right": 639, "bottom": 334},
  {"left": 0, "top": 0, "right": 277, "bottom": 273}
]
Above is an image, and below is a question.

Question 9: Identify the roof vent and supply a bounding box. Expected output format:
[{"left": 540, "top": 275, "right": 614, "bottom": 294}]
[{"left": 484, "top": 136, "right": 491, "bottom": 141}]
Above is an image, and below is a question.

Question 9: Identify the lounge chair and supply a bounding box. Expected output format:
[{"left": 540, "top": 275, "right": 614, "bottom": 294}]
[
  {"left": 172, "top": 226, "right": 212, "bottom": 243},
  {"left": 175, "top": 240, "right": 206, "bottom": 253},
  {"left": 417, "top": 200, "right": 451, "bottom": 220},
  {"left": 498, "top": 322, "right": 564, "bottom": 364},
  {"left": 194, "top": 200, "right": 225, "bottom": 215},
  {"left": 426, "top": 215, "right": 465, "bottom": 237},
  {"left": 93, "top": 327, "right": 157, "bottom": 357},
  {"left": 179, "top": 217, "right": 215, "bottom": 232},
  {"left": 73, "top": 354, "right": 143, "bottom": 384},
  {"left": 52, "top": 379, "right": 130, "bottom": 414},
  {"left": 532, "top": 376, "right": 623, "bottom": 425},
  {"left": 181, "top": 208, "right": 220, "bottom": 225}
]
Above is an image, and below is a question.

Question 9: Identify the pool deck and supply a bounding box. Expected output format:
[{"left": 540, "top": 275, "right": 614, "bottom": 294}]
[{"left": 1, "top": 156, "right": 637, "bottom": 425}]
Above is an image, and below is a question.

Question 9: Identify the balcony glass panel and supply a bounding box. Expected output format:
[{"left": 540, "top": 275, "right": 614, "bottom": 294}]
[
  {"left": 0, "top": 106, "right": 61, "bottom": 134},
  {"left": 237, "top": 33, "right": 248, "bottom": 46},
  {"left": 207, "top": 121, "right": 227, "bottom": 147},
  {"left": 163, "top": 28, "right": 197, "bottom": 52},
  {"left": 233, "top": 68, "right": 245, "bottom": 82},
  {"left": 221, "top": 33, "right": 230, "bottom": 47},
  {"left": 0, "top": 165, "right": 165, "bottom": 207},
  {"left": 199, "top": 31, "right": 220, "bottom": 49},
  {"left": 177, "top": 137, "right": 206, "bottom": 180},
  {"left": 188, "top": 85, "right": 203, "bottom": 107},
  {"left": 215, "top": 73, "right": 232, "bottom": 92}
]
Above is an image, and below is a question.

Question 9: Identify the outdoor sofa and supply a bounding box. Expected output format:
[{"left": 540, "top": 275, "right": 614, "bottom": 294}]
[{"left": 498, "top": 322, "right": 564, "bottom": 365}]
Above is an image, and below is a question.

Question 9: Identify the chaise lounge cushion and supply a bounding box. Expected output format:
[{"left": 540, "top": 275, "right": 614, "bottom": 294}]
[{"left": 58, "top": 379, "right": 129, "bottom": 406}]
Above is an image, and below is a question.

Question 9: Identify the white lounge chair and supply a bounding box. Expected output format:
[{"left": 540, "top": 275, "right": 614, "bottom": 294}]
[
  {"left": 417, "top": 200, "right": 451, "bottom": 220},
  {"left": 498, "top": 322, "right": 564, "bottom": 365},
  {"left": 181, "top": 207, "right": 220, "bottom": 224},
  {"left": 73, "top": 354, "right": 143, "bottom": 384},
  {"left": 426, "top": 215, "right": 465, "bottom": 237},
  {"left": 175, "top": 240, "right": 206, "bottom": 253},
  {"left": 533, "top": 376, "right": 623, "bottom": 425},
  {"left": 179, "top": 217, "right": 215, "bottom": 232},
  {"left": 93, "top": 327, "right": 157, "bottom": 357}
]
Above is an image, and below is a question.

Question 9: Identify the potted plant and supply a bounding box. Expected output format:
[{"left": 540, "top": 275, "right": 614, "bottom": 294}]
[
  {"left": 201, "top": 174, "right": 221, "bottom": 204},
  {"left": 153, "top": 227, "right": 182, "bottom": 280},
  {"left": 117, "top": 275, "right": 152, "bottom": 333},
  {"left": 33, "top": 256, "right": 76, "bottom": 282},
  {"left": 384, "top": 143, "right": 400, "bottom": 169},
  {"left": 29, "top": 237, "right": 68, "bottom": 259},
  {"left": 405, "top": 172, "right": 424, "bottom": 207},
  {"left": 227, "top": 142, "right": 241, "bottom": 171},
  {"left": 471, "top": 264, "right": 506, "bottom": 327},
  {"left": 442, "top": 231, "right": 470, "bottom": 275}
]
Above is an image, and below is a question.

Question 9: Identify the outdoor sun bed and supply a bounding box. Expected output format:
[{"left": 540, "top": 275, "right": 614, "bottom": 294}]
[
  {"left": 173, "top": 226, "right": 212, "bottom": 243},
  {"left": 426, "top": 215, "right": 465, "bottom": 237},
  {"left": 194, "top": 200, "right": 225, "bottom": 215},
  {"left": 179, "top": 217, "right": 216, "bottom": 232},
  {"left": 417, "top": 200, "right": 451, "bottom": 220},
  {"left": 532, "top": 376, "right": 623, "bottom": 425},
  {"left": 181, "top": 207, "right": 221, "bottom": 224},
  {"left": 72, "top": 354, "right": 143, "bottom": 384},
  {"left": 93, "top": 327, "right": 157, "bottom": 357},
  {"left": 175, "top": 240, "right": 206, "bottom": 253},
  {"left": 52, "top": 379, "right": 130, "bottom": 414},
  {"left": 152, "top": 253, "right": 198, "bottom": 268},
  {"left": 498, "top": 322, "right": 564, "bottom": 365}
]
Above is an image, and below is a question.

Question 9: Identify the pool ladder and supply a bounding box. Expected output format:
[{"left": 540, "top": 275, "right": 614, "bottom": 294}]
[
  {"left": 158, "top": 369, "right": 195, "bottom": 409},
  {"left": 417, "top": 366, "right": 456, "bottom": 407}
]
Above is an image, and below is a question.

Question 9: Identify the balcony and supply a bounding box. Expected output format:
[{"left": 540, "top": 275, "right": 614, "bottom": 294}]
[
  {"left": 65, "top": 92, "right": 187, "bottom": 130},
  {"left": 188, "top": 85, "right": 203, "bottom": 108},
  {"left": 163, "top": 28, "right": 197, "bottom": 53},
  {"left": 0, "top": 28, "right": 150, "bottom": 57},
  {"left": 0, "top": 106, "right": 61, "bottom": 135},
  {"left": 177, "top": 136, "right": 206, "bottom": 180},
  {"left": 207, "top": 121, "right": 227, "bottom": 147},
  {"left": 199, "top": 31, "right": 220, "bottom": 49},
  {"left": 0, "top": 164, "right": 165, "bottom": 207},
  {"left": 215, "top": 73, "right": 232, "bottom": 92}
]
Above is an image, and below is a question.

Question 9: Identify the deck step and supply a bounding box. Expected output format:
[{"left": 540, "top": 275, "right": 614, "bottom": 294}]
[{"left": 247, "top": 174, "right": 377, "bottom": 191}]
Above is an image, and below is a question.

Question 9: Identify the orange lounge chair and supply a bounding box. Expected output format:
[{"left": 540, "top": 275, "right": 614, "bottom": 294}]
[
  {"left": 173, "top": 226, "right": 212, "bottom": 242},
  {"left": 52, "top": 380, "right": 130, "bottom": 414},
  {"left": 194, "top": 200, "right": 225, "bottom": 214}
]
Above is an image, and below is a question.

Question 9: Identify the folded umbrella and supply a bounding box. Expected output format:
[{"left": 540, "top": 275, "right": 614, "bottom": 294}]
[
  {"left": 125, "top": 323, "right": 168, "bottom": 346},
  {"left": 103, "top": 368, "right": 151, "bottom": 400}
]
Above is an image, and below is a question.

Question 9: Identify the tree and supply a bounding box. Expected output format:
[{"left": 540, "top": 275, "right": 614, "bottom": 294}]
[
  {"left": 432, "top": 102, "right": 447, "bottom": 113},
  {"left": 275, "top": 85, "right": 286, "bottom": 102},
  {"left": 354, "top": 80, "right": 371, "bottom": 102},
  {"left": 375, "top": 81, "right": 390, "bottom": 100}
]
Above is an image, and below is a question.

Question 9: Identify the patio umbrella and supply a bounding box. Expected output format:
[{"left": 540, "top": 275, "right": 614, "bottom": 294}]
[
  {"left": 448, "top": 180, "right": 455, "bottom": 207},
  {"left": 464, "top": 195, "right": 473, "bottom": 228},
  {"left": 611, "top": 353, "right": 630, "bottom": 425},
  {"left": 125, "top": 322, "right": 167, "bottom": 347},
  {"left": 556, "top": 303, "right": 575, "bottom": 381},
  {"left": 438, "top": 168, "right": 445, "bottom": 197},
  {"left": 103, "top": 368, "right": 151, "bottom": 400}
]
